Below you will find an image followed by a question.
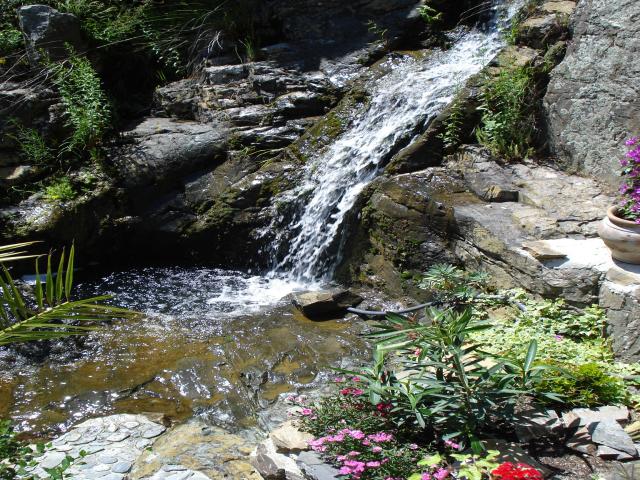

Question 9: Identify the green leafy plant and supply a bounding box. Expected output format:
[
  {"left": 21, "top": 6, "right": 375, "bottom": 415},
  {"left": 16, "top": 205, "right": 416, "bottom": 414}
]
[
  {"left": 418, "top": 264, "right": 489, "bottom": 302},
  {"left": 360, "top": 308, "right": 527, "bottom": 450},
  {"left": 0, "top": 243, "right": 135, "bottom": 346},
  {"left": 537, "top": 363, "right": 627, "bottom": 408},
  {"left": 0, "top": 419, "right": 84, "bottom": 479},
  {"left": 475, "top": 65, "right": 536, "bottom": 160},
  {"left": 418, "top": 5, "right": 443, "bottom": 25},
  {"left": 10, "top": 123, "right": 54, "bottom": 165},
  {"left": 44, "top": 177, "right": 76, "bottom": 202},
  {"left": 0, "top": 27, "right": 22, "bottom": 57},
  {"left": 51, "top": 54, "right": 112, "bottom": 153},
  {"left": 439, "top": 98, "right": 465, "bottom": 150},
  {"left": 366, "top": 20, "right": 388, "bottom": 46},
  {"left": 409, "top": 450, "right": 502, "bottom": 480}
]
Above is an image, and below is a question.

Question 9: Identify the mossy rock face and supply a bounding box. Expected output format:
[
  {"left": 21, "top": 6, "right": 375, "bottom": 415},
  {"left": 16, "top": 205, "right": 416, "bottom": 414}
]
[
  {"left": 335, "top": 168, "right": 463, "bottom": 296},
  {"left": 285, "top": 86, "right": 371, "bottom": 165}
]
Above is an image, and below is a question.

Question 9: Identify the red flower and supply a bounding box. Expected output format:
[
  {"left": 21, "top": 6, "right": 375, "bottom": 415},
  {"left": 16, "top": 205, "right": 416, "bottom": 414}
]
[
  {"left": 339, "top": 387, "right": 364, "bottom": 396},
  {"left": 375, "top": 402, "right": 392, "bottom": 416},
  {"left": 491, "top": 462, "right": 543, "bottom": 480}
]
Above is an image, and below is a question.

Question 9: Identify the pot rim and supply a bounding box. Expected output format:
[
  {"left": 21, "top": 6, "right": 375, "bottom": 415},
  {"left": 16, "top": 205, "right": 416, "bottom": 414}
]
[{"left": 607, "top": 206, "right": 640, "bottom": 228}]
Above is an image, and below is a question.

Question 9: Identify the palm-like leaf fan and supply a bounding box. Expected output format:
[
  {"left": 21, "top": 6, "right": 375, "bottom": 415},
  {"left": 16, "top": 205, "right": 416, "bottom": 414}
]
[{"left": 0, "top": 243, "right": 135, "bottom": 346}]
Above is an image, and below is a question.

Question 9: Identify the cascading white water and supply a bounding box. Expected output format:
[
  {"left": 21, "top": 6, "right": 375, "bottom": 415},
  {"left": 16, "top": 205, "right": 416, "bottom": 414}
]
[
  {"left": 83, "top": 0, "right": 523, "bottom": 319},
  {"left": 271, "top": 0, "right": 522, "bottom": 283}
]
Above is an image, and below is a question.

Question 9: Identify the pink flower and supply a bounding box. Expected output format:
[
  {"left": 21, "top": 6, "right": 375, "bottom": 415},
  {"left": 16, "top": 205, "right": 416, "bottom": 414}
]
[
  {"left": 367, "top": 432, "right": 394, "bottom": 442},
  {"left": 352, "top": 376, "right": 361, "bottom": 382},
  {"left": 308, "top": 438, "right": 325, "bottom": 447},
  {"left": 444, "top": 439, "right": 461, "bottom": 450},
  {"left": 300, "top": 408, "right": 314, "bottom": 416},
  {"left": 372, "top": 446, "right": 383, "bottom": 453},
  {"left": 409, "top": 443, "right": 418, "bottom": 450},
  {"left": 421, "top": 474, "right": 432, "bottom": 480},
  {"left": 434, "top": 468, "right": 449, "bottom": 480},
  {"left": 339, "top": 466, "right": 352, "bottom": 475},
  {"left": 366, "top": 461, "right": 381, "bottom": 468},
  {"left": 348, "top": 451, "right": 361, "bottom": 457}
]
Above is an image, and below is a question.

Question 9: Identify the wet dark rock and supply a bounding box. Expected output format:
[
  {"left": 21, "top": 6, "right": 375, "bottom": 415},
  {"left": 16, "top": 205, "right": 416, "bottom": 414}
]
[
  {"left": 18, "top": 5, "right": 86, "bottom": 63},
  {"left": 291, "top": 289, "right": 363, "bottom": 320},
  {"left": 0, "top": 82, "right": 62, "bottom": 150},
  {"left": 110, "top": 118, "right": 229, "bottom": 189},
  {"left": 338, "top": 168, "right": 460, "bottom": 296}
]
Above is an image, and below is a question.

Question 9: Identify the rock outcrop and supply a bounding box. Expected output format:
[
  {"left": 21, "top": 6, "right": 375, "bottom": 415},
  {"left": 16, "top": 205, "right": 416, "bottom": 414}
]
[
  {"left": 544, "top": 0, "right": 640, "bottom": 188},
  {"left": 18, "top": 5, "right": 87, "bottom": 63}
]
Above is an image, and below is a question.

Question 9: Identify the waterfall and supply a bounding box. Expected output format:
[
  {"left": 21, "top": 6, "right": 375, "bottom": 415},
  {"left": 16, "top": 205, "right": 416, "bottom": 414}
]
[
  {"left": 270, "top": 0, "right": 521, "bottom": 284},
  {"left": 85, "top": 0, "right": 524, "bottom": 319}
]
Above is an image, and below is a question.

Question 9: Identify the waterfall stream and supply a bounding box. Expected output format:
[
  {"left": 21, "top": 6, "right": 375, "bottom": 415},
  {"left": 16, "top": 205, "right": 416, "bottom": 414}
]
[
  {"left": 270, "top": 0, "right": 521, "bottom": 284},
  {"left": 3, "top": 0, "right": 526, "bottom": 436}
]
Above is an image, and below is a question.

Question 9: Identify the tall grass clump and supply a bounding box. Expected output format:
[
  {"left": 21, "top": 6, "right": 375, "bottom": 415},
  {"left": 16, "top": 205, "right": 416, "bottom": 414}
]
[
  {"left": 51, "top": 54, "right": 112, "bottom": 153},
  {"left": 475, "top": 65, "right": 536, "bottom": 160}
]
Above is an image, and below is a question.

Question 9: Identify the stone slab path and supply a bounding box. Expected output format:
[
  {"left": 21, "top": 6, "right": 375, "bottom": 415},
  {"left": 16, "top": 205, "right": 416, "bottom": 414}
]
[{"left": 26, "top": 414, "right": 261, "bottom": 480}]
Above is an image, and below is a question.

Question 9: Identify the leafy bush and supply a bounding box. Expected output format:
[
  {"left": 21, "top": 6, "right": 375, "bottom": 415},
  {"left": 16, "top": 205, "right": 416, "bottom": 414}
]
[
  {"left": 10, "top": 123, "right": 54, "bottom": 165},
  {"left": 470, "top": 293, "right": 612, "bottom": 365},
  {"left": 0, "top": 27, "right": 22, "bottom": 57},
  {"left": 418, "top": 264, "right": 489, "bottom": 302},
  {"left": 44, "top": 177, "right": 76, "bottom": 202},
  {"left": 361, "top": 309, "right": 563, "bottom": 448},
  {"left": 0, "top": 419, "right": 38, "bottom": 479},
  {"left": 51, "top": 54, "right": 111, "bottom": 153},
  {"left": 418, "top": 5, "right": 443, "bottom": 25},
  {"left": 537, "top": 363, "right": 628, "bottom": 408},
  {"left": 439, "top": 98, "right": 465, "bottom": 151},
  {"left": 475, "top": 65, "right": 536, "bottom": 160}
]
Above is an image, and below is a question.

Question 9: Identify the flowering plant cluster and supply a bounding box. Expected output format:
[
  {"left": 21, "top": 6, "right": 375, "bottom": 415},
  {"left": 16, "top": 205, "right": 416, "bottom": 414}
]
[
  {"left": 490, "top": 462, "right": 544, "bottom": 479},
  {"left": 291, "top": 377, "right": 544, "bottom": 480},
  {"left": 293, "top": 378, "right": 430, "bottom": 479},
  {"left": 618, "top": 136, "right": 640, "bottom": 223}
]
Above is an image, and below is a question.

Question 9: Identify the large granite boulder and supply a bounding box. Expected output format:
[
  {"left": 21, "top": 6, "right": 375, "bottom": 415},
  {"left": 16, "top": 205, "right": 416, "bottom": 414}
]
[
  {"left": 18, "top": 5, "right": 86, "bottom": 63},
  {"left": 544, "top": 0, "right": 640, "bottom": 189}
]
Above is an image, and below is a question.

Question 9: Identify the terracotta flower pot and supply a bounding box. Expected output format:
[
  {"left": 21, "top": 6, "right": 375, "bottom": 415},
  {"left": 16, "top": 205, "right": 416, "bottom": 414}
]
[{"left": 598, "top": 206, "right": 640, "bottom": 264}]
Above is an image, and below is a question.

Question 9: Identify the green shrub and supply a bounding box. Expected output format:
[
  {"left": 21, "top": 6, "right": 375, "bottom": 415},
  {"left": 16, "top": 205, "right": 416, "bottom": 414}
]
[
  {"left": 11, "top": 123, "right": 54, "bottom": 165},
  {"left": 418, "top": 264, "right": 489, "bottom": 301},
  {"left": 51, "top": 54, "right": 111, "bottom": 152},
  {"left": 44, "top": 177, "right": 76, "bottom": 202},
  {"left": 418, "top": 4, "right": 443, "bottom": 25},
  {"left": 0, "top": 419, "right": 38, "bottom": 479},
  {"left": 355, "top": 309, "right": 542, "bottom": 449},
  {"left": 537, "top": 363, "right": 628, "bottom": 408},
  {"left": 0, "top": 27, "right": 22, "bottom": 56},
  {"left": 475, "top": 65, "right": 536, "bottom": 160},
  {"left": 439, "top": 99, "right": 465, "bottom": 151}
]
